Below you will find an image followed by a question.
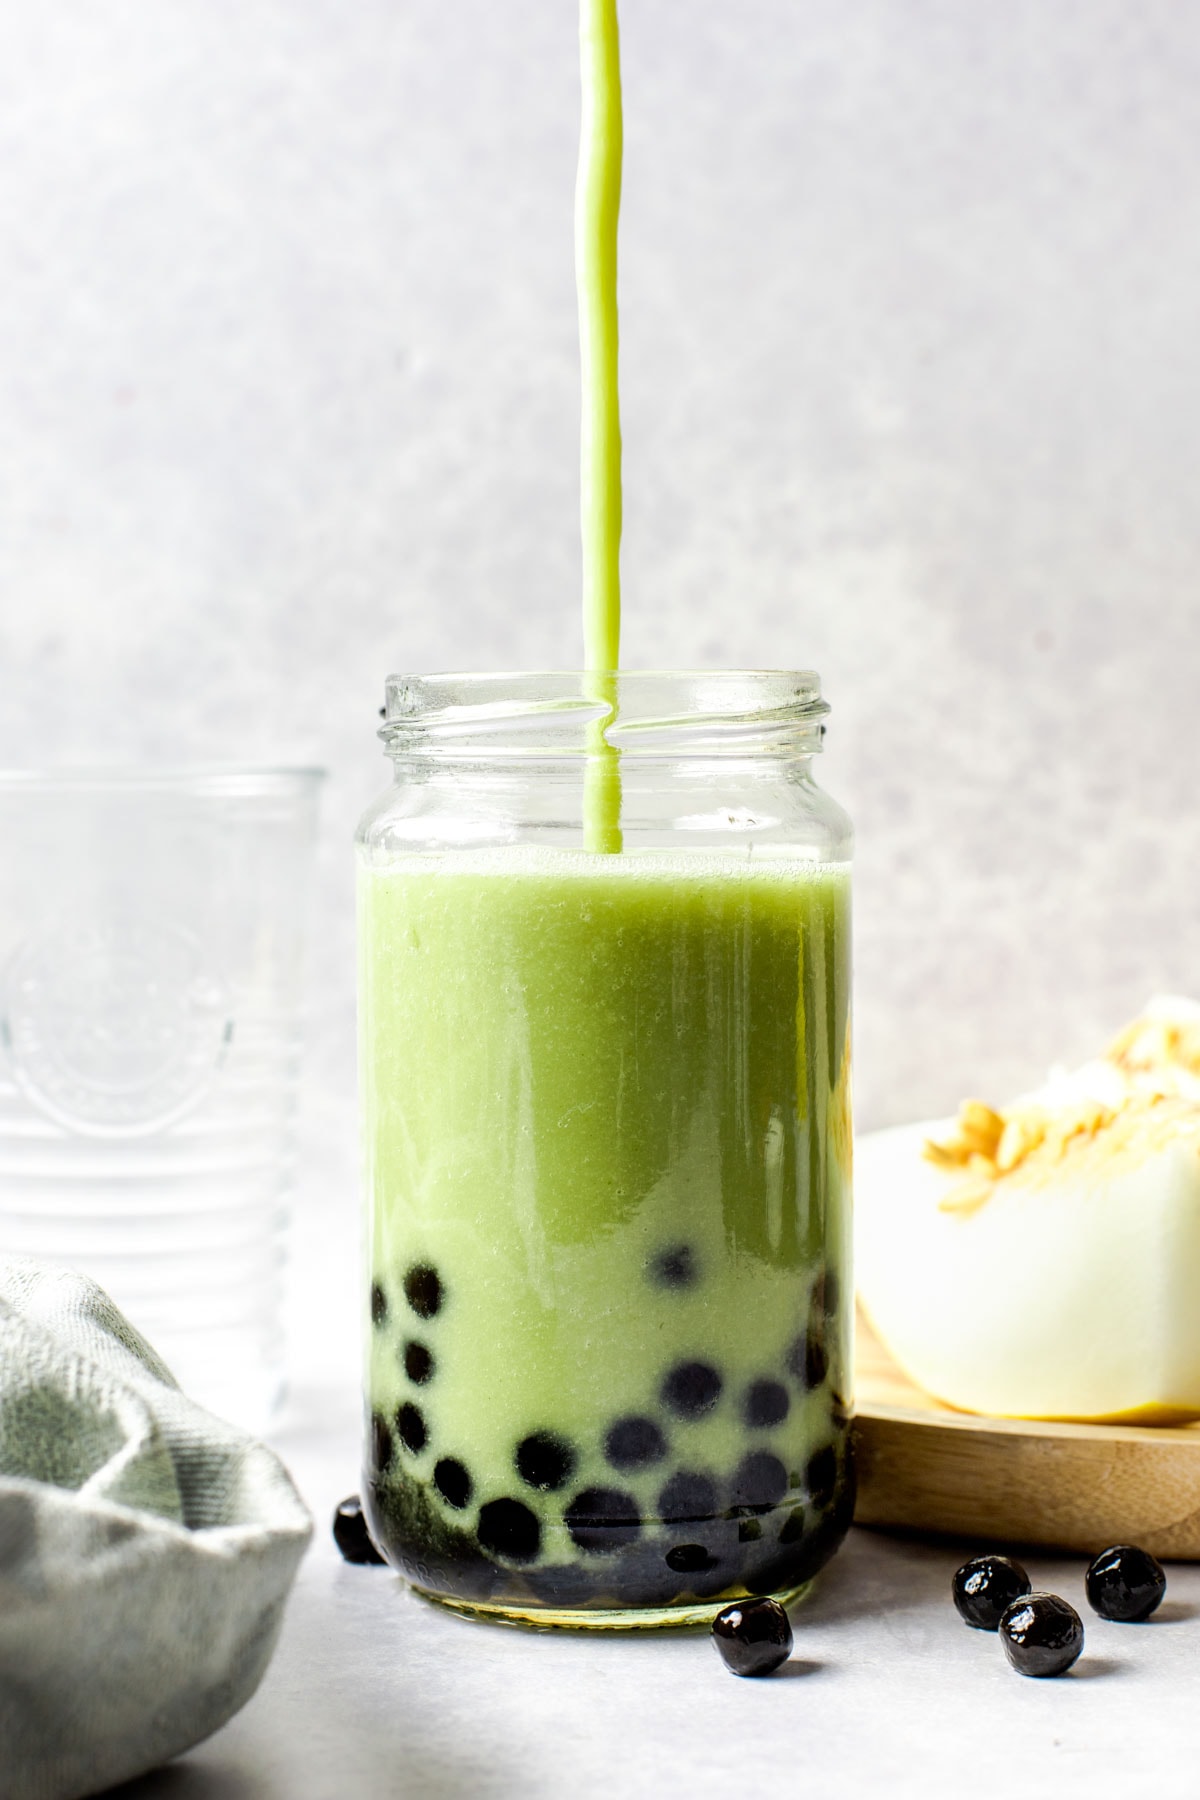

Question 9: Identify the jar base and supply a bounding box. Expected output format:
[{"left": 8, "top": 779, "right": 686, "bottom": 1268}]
[{"left": 408, "top": 1579, "right": 814, "bottom": 1633}]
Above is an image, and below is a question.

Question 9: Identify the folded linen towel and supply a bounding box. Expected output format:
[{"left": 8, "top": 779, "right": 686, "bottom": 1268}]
[{"left": 0, "top": 1257, "right": 312, "bottom": 1800}]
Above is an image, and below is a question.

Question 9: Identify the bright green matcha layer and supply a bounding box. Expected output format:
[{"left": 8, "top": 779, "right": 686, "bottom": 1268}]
[{"left": 360, "top": 848, "right": 851, "bottom": 1598}]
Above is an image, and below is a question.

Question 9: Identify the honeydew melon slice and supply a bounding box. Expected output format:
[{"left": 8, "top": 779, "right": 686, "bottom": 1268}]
[{"left": 856, "top": 999, "right": 1200, "bottom": 1425}]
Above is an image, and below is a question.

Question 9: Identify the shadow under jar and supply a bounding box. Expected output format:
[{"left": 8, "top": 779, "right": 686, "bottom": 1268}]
[{"left": 357, "top": 672, "right": 854, "bottom": 1628}]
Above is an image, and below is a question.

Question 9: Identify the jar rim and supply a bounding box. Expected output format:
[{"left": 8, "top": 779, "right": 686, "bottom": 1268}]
[{"left": 380, "top": 670, "right": 829, "bottom": 759}]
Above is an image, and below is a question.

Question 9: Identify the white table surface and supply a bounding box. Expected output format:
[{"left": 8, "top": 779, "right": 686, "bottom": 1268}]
[{"left": 110, "top": 1376, "right": 1200, "bottom": 1800}]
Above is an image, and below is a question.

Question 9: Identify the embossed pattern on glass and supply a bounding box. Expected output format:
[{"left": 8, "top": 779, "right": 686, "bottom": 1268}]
[{"left": 0, "top": 769, "right": 322, "bottom": 1429}]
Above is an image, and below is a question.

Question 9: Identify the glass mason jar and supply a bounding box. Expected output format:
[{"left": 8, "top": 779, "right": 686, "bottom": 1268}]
[{"left": 357, "top": 672, "right": 853, "bottom": 1629}]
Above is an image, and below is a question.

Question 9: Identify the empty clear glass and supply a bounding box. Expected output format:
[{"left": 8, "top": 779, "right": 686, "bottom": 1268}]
[{"left": 0, "top": 768, "right": 323, "bottom": 1431}]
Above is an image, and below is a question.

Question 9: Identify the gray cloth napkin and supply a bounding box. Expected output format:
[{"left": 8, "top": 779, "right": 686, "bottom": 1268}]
[{"left": 0, "top": 1257, "right": 313, "bottom": 1800}]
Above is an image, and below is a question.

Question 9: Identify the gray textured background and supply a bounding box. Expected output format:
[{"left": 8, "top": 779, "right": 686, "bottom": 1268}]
[{"left": 4, "top": 0, "right": 1200, "bottom": 1378}]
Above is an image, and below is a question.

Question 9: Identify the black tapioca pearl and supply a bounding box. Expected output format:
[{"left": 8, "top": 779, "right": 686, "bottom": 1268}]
[
  {"left": 1085, "top": 1544, "right": 1167, "bottom": 1623},
  {"left": 805, "top": 1444, "right": 839, "bottom": 1506},
  {"left": 477, "top": 1498, "right": 541, "bottom": 1563},
  {"left": 999, "top": 1594, "right": 1084, "bottom": 1678},
  {"left": 403, "top": 1263, "right": 444, "bottom": 1320},
  {"left": 665, "top": 1542, "right": 717, "bottom": 1574},
  {"left": 778, "top": 1506, "right": 807, "bottom": 1546},
  {"left": 661, "top": 1360, "right": 722, "bottom": 1419},
  {"left": 604, "top": 1415, "right": 668, "bottom": 1472},
  {"left": 395, "top": 1402, "right": 428, "bottom": 1455},
  {"left": 712, "top": 1596, "right": 793, "bottom": 1677},
  {"left": 729, "top": 1452, "right": 789, "bottom": 1515},
  {"left": 564, "top": 1486, "right": 642, "bottom": 1554},
  {"left": 649, "top": 1244, "right": 698, "bottom": 1289},
  {"left": 830, "top": 1392, "right": 850, "bottom": 1427},
  {"left": 433, "top": 1457, "right": 473, "bottom": 1510},
  {"left": 813, "top": 1267, "right": 840, "bottom": 1316},
  {"left": 638, "top": 1513, "right": 741, "bottom": 1599},
  {"left": 403, "top": 1340, "right": 435, "bottom": 1385},
  {"left": 742, "top": 1378, "right": 790, "bottom": 1429},
  {"left": 333, "top": 1495, "right": 387, "bottom": 1566},
  {"left": 370, "top": 1412, "right": 394, "bottom": 1474},
  {"left": 786, "top": 1330, "right": 828, "bottom": 1389},
  {"left": 658, "top": 1470, "right": 720, "bottom": 1523},
  {"left": 739, "top": 1517, "right": 763, "bottom": 1544},
  {"left": 515, "top": 1431, "right": 576, "bottom": 1492},
  {"left": 370, "top": 1282, "right": 388, "bottom": 1327}
]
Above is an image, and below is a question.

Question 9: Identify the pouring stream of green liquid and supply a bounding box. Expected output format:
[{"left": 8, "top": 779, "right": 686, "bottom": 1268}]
[{"left": 577, "top": 0, "right": 624, "bottom": 853}]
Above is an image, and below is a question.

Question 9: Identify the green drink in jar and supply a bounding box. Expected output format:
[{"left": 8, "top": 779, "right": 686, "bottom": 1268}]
[{"left": 358, "top": 0, "right": 854, "bottom": 1628}]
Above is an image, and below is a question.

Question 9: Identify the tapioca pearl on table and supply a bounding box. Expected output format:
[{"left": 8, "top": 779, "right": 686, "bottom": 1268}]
[
  {"left": 433, "top": 1457, "right": 474, "bottom": 1510},
  {"left": 403, "top": 1340, "right": 435, "bottom": 1385},
  {"left": 476, "top": 1497, "right": 542, "bottom": 1564},
  {"left": 660, "top": 1360, "right": 723, "bottom": 1420},
  {"left": 1085, "top": 1545, "right": 1167, "bottom": 1622},
  {"left": 515, "top": 1431, "right": 577, "bottom": 1492},
  {"left": 565, "top": 1486, "right": 642, "bottom": 1553},
  {"left": 999, "top": 1593, "right": 1084, "bottom": 1678},
  {"left": 371, "top": 1412, "right": 395, "bottom": 1474},
  {"left": 402, "top": 1262, "right": 444, "bottom": 1320},
  {"left": 785, "top": 1329, "right": 828, "bottom": 1390},
  {"left": 370, "top": 1282, "right": 389, "bottom": 1328},
  {"left": 395, "top": 1402, "right": 428, "bottom": 1456},
  {"left": 728, "top": 1451, "right": 789, "bottom": 1515},
  {"left": 741, "top": 1378, "right": 790, "bottom": 1429},
  {"left": 952, "top": 1555, "right": 1032, "bottom": 1632},
  {"left": 604, "top": 1415, "right": 668, "bottom": 1472},
  {"left": 647, "top": 1244, "right": 699, "bottom": 1289},
  {"left": 712, "top": 1598, "right": 794, "bottom": 1679},
  {"left": 657, "top": 1469, "right": 720, "bottom": 1523},
  {"left": 333, "top": 1495, "right": 388, "bottom": 1567}
]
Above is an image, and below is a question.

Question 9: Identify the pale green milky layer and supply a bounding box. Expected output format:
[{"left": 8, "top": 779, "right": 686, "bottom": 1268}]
[{"left": 361, "top": 850, "right": 851, "bottom": 1564}]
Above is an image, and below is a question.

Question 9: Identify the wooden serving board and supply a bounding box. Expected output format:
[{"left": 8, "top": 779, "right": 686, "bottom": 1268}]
[{"left": 853, "top": 1312, "right": 1200, "bottom": 1559}]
